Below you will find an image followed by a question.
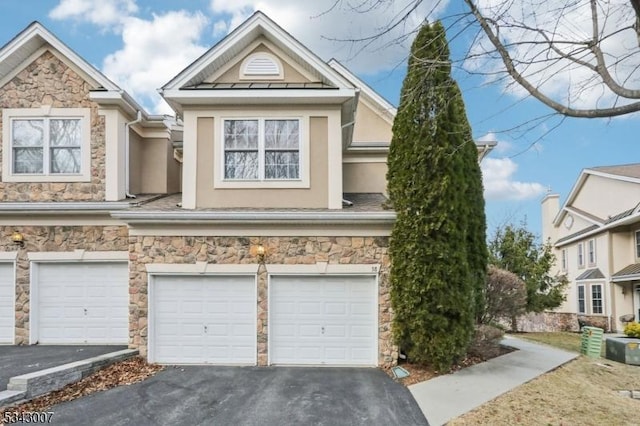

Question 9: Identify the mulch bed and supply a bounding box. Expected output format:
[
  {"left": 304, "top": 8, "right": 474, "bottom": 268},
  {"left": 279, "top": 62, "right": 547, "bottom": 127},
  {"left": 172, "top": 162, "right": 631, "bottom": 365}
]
[
  {"left": 387, "top": 344, "right": 515, "bottom": 386},
  {"left": 0, "top": 357, "right": 164, "bottom": 416}
]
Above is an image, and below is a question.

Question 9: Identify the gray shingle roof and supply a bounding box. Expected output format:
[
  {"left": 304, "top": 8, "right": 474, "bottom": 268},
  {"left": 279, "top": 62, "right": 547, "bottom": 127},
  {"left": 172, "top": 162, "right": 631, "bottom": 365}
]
[
  {"left": 556, "top": 225, "right": 599, "bottom": 244},
  {"left": 590, "top": 163, "right": 640, "bottom": 179},
  {"left": 612, "top": 263, "right": 640, "bottom": 279},
  {"left": 575, "top": 268, "right": 605, "bottom": 280}
]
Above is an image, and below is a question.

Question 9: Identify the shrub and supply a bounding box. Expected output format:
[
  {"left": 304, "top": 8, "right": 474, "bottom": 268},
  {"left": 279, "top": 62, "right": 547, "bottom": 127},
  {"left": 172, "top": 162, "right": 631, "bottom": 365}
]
[
  {"left": 624, "top": 321, "right": 640, "bottom": 338},
  {"left": 467, "top": 324, "right": 505, "bottom": 359},
  {"left": 479, "top": 265, "right": 527, "bottom": 325}
]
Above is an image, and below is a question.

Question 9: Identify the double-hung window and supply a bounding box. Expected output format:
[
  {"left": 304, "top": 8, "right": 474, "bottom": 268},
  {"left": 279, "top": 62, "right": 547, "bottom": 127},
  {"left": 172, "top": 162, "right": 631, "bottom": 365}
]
[
  {"left": 577, "top": 243, "right": 585, "bottom": 268},
  {"left": 2, "top": 107, "right": 90, "bottom": 182},
  {"left": 12, "top": 118, "right": 82, "bottom": 175},
  {"left": 591, "top": 284, "right": 603, "bottom": 314},
  {"left": 561, "top": 249, "right": 567, "bottom": 272},
  {"left": 577, "top": 285, "right": 586, "bottom": 314},
  {"left": 587, "top": 239, "right": 596, "bottom": 265},
  {"left": 223, "top": 119, "right": 300, "bottom": 181},
  {"left": 636, "top": 230, "right": 640, "bottom": 259}
]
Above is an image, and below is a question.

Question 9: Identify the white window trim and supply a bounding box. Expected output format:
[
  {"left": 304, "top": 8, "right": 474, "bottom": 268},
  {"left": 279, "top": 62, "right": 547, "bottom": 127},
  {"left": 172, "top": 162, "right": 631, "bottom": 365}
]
[
  {"left": 577, "top": 284, "right": 586, "bottom": 314},
  {"left": 577, "top": 242, "right": 585, "bottom": 269},
  {"left": 590, "top": 283, "right": 604, "bottom": 315},
  {"left": 239, "top": 52, "right": 284, "bottom": 80},
  {"left": 2, "top": 107, "right": 91, "bottom": 182},
  {"left": 587, "top": 238, "right": 596, "bottom": 266},
  {"left": 215, "top": 115, "right": 309, "bottom": 189}
]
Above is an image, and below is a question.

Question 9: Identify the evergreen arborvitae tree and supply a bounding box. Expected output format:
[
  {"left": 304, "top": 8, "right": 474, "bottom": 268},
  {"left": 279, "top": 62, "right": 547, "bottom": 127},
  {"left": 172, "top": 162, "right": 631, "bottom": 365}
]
[{"left": 387, "top": 21, "right": 487, "bottom": 370}]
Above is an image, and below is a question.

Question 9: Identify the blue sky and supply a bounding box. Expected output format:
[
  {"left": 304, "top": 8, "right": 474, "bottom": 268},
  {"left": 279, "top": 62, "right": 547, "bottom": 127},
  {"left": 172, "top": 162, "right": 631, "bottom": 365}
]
[{"left": 1, "top": 0, "right": 637, "bottom": 239}]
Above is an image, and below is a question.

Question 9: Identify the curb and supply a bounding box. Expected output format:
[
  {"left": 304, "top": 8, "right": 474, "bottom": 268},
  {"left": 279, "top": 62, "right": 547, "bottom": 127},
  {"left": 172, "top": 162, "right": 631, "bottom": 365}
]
[{"left": 0, "top": 349, "right": 138, "bottom": 408}]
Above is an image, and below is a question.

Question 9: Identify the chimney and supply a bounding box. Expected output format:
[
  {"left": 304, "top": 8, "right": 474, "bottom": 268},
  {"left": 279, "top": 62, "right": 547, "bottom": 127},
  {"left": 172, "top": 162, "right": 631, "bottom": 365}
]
[{"left": 541, "top": 193, "right": 560, "bottom": 244}]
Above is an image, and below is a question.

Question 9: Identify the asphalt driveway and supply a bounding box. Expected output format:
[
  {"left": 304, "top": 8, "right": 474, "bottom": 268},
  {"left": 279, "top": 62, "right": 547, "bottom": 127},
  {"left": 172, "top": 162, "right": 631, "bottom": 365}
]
[
  {"left": 46, "top": 366, "right": 428, "bottom": 426},
  {"left": 0, "top": 345, "right": 126, "bottom": 389}
]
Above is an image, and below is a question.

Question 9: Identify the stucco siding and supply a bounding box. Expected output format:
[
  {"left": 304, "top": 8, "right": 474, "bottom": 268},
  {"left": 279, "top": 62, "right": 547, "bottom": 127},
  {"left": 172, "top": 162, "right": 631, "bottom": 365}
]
[
  {"left": 352, "top": 99, "right": 392, "bottom": 143},
  {"left": 343, "top": 162, "right": 387, "bottom": 194},
  {"left": 572, "top": 174, "right": 640, "bottom": 219}
]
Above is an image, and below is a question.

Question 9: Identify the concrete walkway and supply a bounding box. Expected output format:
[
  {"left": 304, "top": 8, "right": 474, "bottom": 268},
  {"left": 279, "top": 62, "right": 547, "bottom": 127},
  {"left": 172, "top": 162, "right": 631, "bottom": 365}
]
[{"left": 409, "top": 336, "right": 578, "bottom": 425}]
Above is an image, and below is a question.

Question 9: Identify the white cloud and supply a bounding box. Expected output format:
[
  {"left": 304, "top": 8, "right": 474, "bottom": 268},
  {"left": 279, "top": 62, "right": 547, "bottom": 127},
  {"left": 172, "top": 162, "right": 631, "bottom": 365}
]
[
  {"left": 102, "top": 11, "right": 209, "bottom": 114},
  {"left": 49, "top": 0, "right": 138, "bottom": 28},
  {"left": 481, "top": 157, "right": 545, "bottom": 200},
  {"left": 466, "top": 0, "right": 639, "bottom": 111},
  {"left": 208, "top": 0, "right": 448, "bottom": 75}
]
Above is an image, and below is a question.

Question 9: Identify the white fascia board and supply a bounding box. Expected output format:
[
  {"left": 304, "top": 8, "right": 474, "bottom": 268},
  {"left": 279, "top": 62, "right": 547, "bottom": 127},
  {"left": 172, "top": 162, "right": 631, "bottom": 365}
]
[
  {"left": 328, "top": 59, "right": 397, "bottom": 120},
  {"left": 160, "top": 88, "right": 356, "bottom": 104},
  {"left": 0, "top": 201, "right": 132, "bottom": 213},
  {"left": 553, "top": 170, "right": 590, "bottom": 226},
  {"left": 0, "top": 23, "right": 120, "bottom": 91},
  {"left": 554, "top": 212, "right": 640, "bottom": 247},
  {"left": 564, "top": 206, "right": 604, "bottom": 225},
  {"left": 612, "top": 273, "right": 640, "bottom": 282},
  {"left": 110, "top": 210, "right": 396, "bottom": 225},
  {"left": 163, "top": 12, "right": 354, "bottom": 91},
  {"left": 587, "top": 169, "right": 640, "bottom": 185}
]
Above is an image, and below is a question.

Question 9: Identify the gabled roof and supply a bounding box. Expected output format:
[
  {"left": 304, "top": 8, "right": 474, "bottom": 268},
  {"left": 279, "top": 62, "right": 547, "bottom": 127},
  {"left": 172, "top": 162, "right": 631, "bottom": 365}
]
[
  {"left": 553, "top": 163, "right": 640, "bottom": 227},
  {"left": 591, "top": 163, "right": 640, "bottom": 179},
  {"left": 327, "top": 59, "right": 396, "bottom": 123},
  {"left": 0, "top": 21, "right": 147, "bottom": 117},
  {"left": 161, "top": 11, "right": 354, "bottom": 93},
  {"left": 575, "top": 268, "right": 605, "bottom": 281}
]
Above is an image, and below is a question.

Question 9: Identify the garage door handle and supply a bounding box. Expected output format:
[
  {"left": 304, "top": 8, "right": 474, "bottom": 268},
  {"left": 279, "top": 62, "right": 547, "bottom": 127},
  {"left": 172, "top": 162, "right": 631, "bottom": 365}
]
[
  {"left": 204, "top": 325, "right": 208, "bottom": 334},
  {"left": 321, "top": 326, "right": 325, "bottom": 334},
  {"left": 84, "top": 308, "right": 87, "bottom": 316}
]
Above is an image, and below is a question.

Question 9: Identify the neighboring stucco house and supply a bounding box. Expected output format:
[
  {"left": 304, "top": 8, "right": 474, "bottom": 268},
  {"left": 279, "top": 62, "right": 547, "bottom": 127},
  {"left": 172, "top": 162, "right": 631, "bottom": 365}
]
[
  {"left": 541, "top": 164, "right": 640, "bottom": 332},
  {"left": 0, "top": 12, "right": 492, "bottom": 367}
]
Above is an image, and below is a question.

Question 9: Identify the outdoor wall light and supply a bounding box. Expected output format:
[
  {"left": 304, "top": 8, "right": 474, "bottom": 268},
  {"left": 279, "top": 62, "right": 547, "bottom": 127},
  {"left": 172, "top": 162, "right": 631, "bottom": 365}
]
[
  {"left": 256, "top": 244, "right": 266, "bottom": 263},
  {"left": 11, "top": 231, "right": 24, "bottom": 247}
]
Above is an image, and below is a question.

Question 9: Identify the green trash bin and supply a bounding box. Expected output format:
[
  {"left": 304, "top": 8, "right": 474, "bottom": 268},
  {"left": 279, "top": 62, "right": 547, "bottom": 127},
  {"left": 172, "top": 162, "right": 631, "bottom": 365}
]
[{"left": 581, "top": 326, "right": 604, "bottom": 357}]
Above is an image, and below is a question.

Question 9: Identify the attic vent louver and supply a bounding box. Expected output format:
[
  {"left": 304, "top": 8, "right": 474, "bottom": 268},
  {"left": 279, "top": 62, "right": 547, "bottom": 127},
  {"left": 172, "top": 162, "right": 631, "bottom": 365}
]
[{"left": 240, "top": 52, "right": 283, "bottom": 80}]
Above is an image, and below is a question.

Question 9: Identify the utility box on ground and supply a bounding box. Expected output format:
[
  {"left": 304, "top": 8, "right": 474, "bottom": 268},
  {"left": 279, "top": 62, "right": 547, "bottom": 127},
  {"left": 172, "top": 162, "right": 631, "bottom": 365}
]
[{"left": 581, "top": 326, "right": 603, "bottom": 358}]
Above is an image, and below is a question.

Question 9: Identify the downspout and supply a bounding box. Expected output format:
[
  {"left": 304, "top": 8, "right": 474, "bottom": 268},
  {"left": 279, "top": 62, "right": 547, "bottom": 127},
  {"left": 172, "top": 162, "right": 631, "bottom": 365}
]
[{"left": 125, "top": 111, "right": 142, "bottom": 198}]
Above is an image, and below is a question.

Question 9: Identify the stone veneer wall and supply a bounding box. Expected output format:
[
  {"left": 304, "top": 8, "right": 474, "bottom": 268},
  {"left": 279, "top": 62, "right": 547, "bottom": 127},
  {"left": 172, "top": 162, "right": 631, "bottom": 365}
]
[
  {"left": 0, "top": 51, "right": 106, "bottom": 201},
  {"left": 0, "top": 225, "right": 128, "bottom": 344},
  {"left": 129, "top": 236, "right": 397, "bottom": 367},
  {"left": 513, "top": 312, "right": 611, "bottom": 332}
]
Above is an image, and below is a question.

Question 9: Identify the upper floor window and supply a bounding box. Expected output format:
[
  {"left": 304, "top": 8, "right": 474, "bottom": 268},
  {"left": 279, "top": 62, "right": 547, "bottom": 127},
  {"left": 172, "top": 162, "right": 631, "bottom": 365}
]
[
  {"left": 12, "top": 118, "right": 81, "bottom": 174},
  {"left": 587, "top": 239, "right": 596, "bottom": 266},
  {"left": 223, "top": 119, "right": 300, "bottom": 181},
  {"left": 561, "top": 249, "right": 567, "bottom": 272},
  {"left": 636, "top": 230, "right": 640, "bottom": 259},
  {"left": 2, "top": 107, "right": 91, "bottom": 183},
  {"left": 577, "top": 243, "right": 585, "bottom": 268}
]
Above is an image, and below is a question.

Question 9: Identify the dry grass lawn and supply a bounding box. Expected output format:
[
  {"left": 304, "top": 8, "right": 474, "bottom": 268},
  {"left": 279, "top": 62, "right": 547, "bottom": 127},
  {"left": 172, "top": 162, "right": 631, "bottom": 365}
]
[{"left": 450, "top": 333, "right": 640, "bottom": 425}]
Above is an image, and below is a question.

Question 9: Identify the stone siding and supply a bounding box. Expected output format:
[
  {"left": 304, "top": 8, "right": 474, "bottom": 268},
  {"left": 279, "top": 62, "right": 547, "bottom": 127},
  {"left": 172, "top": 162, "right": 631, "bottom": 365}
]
[
  {"left": 129, "top": 236, "right": 396, "bottom": 367},
  {"left": 513, "top": 312, "right": 611, "bottom": 332},
  {"left": 0, "top": 225, "right": 129, "bottom": 343},
  {"left": 0, "top": 51, "right": 106, "bottom": 201}
]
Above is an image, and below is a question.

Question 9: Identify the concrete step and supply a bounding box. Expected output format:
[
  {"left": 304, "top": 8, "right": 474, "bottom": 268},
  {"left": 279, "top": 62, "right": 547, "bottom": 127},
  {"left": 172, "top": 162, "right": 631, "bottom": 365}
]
[
  {"left": 5, "top": 349, "right": 138, "bottom": 402},
  {"left": 0, "top": 389, "right": 28, "bottom": 408}
]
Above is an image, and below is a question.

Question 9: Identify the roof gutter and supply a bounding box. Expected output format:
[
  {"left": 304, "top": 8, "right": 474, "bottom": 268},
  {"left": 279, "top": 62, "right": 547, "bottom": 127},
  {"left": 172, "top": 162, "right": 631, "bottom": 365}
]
[
  {"left": 110, "top": 210, "right": 396, "bottom": 225},
  {"left": 611, "top": 273, "right": 640, "bottom": 283},
  {"left": 554, "top": 212, "right": 640, "bottom": 247},
  {"left": 0, "top": 201, "right": 132, "bottom": 214}
]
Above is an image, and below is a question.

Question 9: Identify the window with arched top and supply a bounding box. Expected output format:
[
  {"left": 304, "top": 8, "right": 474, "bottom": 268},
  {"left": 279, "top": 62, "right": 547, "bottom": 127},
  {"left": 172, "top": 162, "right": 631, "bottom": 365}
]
[{"left": 239, "top": 52, "right": 284, "bottom": 80}]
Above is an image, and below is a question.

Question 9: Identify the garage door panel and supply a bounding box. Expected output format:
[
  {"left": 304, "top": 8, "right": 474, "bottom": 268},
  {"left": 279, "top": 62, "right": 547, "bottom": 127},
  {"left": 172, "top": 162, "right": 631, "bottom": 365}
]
[
  {"left": 270, "top": 275, "right": 377, "bottom": 366},
  {"left": 36, "top": 262, "right": 129, "bottom": 344},
  {"left": 152, "top": 275, "right": 256, "bottom": 365}
]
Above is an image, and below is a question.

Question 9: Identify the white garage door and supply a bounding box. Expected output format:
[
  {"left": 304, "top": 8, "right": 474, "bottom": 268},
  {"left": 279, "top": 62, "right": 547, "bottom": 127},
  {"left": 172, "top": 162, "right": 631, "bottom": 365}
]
[
  {"left": 35, "top": 262, "right": 128, "bottom": 344},
  {"left": 151, "top": 275, "right": 256, "bottom": 364},
  {"left": 0, "top": 263, "right": 14, "bottom": 344},
  {"left": 270, "top": 275, "right": 377, "bottom": 366}
]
